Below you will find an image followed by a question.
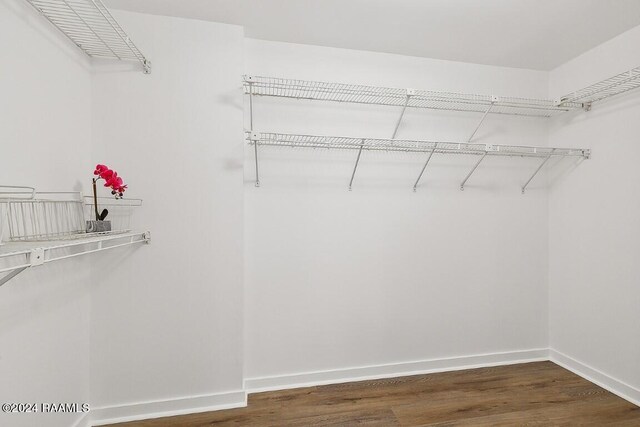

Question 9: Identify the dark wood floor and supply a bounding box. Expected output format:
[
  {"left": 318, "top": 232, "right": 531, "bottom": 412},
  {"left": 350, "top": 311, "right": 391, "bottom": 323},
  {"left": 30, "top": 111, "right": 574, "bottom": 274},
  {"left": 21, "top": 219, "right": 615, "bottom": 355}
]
[{"left": 105, "top": 362, "right": 640, "bottom": 426}]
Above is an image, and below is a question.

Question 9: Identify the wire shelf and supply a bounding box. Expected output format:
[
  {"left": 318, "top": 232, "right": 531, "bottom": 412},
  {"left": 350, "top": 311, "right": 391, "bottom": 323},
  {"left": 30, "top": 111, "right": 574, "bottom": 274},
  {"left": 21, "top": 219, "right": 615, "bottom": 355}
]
[
  {"left": 243, "top": 76, "right": 583, "bottom": 117},
  {"left": 247, "top": 132, "right": 590, "bottom": 159},
  {"left": 5, "top": 198, "right": 85, "bottom": 242},
  {"left": 0, "top": 230, "right": 150, "bottom": 288},
  {"left": 558, "top": 66, "right": 640, "bottom": 106},
  {"left": 25, "top": 0, "right": 151, "bottom": 73},
  {"left": 1, "top": 190, "right": 144, "bottom": 243}
]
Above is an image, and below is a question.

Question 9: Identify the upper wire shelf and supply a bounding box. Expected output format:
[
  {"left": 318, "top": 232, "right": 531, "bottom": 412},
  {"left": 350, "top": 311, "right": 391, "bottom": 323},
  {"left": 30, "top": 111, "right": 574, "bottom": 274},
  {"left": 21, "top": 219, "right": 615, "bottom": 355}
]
[
  {"left": 248, "top": 132, "right": 591, "bottom": 159},
  {"left": 558, "top": 66, "right": 640, "bottom": 107},
  {"left": 25, "top": 0, "right": 151, "bottom": 73},
  {"left": 243, "top": 75, "right": 583, "bottom": 117}
]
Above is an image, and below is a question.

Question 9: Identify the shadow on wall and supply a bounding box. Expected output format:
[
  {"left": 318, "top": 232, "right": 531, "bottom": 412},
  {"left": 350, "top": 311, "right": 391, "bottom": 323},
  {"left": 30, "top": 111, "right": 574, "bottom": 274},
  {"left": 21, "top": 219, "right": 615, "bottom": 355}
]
[{"left": 0, "top": 259, "right": 90, "bottom": 336}]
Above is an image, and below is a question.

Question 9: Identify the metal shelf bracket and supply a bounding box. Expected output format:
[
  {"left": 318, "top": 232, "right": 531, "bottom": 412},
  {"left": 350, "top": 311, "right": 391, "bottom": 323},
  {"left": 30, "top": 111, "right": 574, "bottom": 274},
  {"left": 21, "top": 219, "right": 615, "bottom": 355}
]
[
  {"left": 413, "top": 99, "right": 495, "bottom": 192},
  {"left": 348, "top": 139, "right": 366, "bottom": 191},
  {"left": 460, "top": 151, "right": 488, "bottom": 191},
  {"left": 468, "top": 99, "right": 496, "bottom": 142},
  {"left": 412, "top": 145, "right": 437, "bottom": 192},
  {"left": 143, "top": 60, "right": 152, "bottom": 74},
  {"left": 30, "top": 248, "right": 45, "bottom": 266},
  {"left": 521, "top": 149, "right": 555, "bottom": 194},
  {"left": 391, "top": 89, "right": 415, "bottom": 139},
  {"left": 0, "top": 231, "right": 150, "bottom": 289},
  {"left": 0, "top": 249, "right": 44, "bottom": 287},
  {"left": 0, "top": 267, "right": 28, "bottom": 288}
]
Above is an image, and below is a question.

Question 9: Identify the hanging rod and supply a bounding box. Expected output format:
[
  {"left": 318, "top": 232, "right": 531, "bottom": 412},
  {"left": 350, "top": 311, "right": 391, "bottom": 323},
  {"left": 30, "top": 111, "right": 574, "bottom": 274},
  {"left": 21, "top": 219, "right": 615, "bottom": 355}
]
[
  {"left": 243, "top": 75, "right": 583, "bottom": 117},
  {"left": 25, "top": 0, "right": 151, "bottom": 73},
  {"left": 247, "top": 132, "right": 590, "bottom": 159}
]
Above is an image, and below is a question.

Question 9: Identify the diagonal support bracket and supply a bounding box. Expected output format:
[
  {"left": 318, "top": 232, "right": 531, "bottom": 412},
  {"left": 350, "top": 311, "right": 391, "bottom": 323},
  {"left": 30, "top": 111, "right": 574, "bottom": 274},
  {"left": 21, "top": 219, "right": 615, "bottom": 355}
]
[
  {"left": 412, "top": 145, "right": 437, "bottom": 192},
  {"left": 468, "top": 99, "right": 496, "bottom": 142},
  {"left": 413, "top": 99, "right": 494, "bottom": 193},
  {"left": 391, "top": 89, "right": 415, "bottom": 139},
  {"left": 521, "top": 149, "right": 555, "bottom": 194},
  {"left": 0, "top": 248, "right": 44, "bottom": 288},
  {"left": 0, "top": 267, "right": 29, "bottom": 288},
  {"left": 348, "top": 139, "right": 366, "bottom": 191},
  {"left": 460, "top": 151, "right": 488, "bottom": 191}
]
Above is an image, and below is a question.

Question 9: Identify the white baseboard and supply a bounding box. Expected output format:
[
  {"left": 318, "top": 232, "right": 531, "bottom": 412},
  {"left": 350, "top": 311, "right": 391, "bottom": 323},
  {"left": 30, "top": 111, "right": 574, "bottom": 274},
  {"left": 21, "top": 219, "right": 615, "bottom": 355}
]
[
  {"left": 549, "top": 349, "right": 640, "bottom": 407},
  {"left": 86, "top": 348, "right": 640, "bottom": 425},
  {"left": 89, "top": 390, "right": 247, "bottom": 426},
  {"left": 244, "top": 348, "right": 549, "bottom": 393}
]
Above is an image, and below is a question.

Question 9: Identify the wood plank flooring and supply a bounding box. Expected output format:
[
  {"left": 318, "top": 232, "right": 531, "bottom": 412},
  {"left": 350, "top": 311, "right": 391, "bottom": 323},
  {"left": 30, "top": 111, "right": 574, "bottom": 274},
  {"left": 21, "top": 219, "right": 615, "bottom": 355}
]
[{"left": 103, "top": 362, "right": 640, "bottom": 426}]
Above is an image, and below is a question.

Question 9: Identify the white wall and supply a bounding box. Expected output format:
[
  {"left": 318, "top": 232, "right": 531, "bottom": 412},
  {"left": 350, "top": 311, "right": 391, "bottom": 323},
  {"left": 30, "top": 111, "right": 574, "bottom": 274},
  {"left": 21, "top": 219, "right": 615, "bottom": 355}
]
[
  {"left": 89, "top": 10, "right": 246, "bottom": 424},
  {"left": 243, "top": 39, "right": 552, "bottom": 387},
  {"left": 548, "top": 25, "right": 640, "bottom": 403},
  {"left": 0, "top": 1, "right": 92, "bottom": 426},
  {"left": 5, "top": 1, "right": 638, "bottom": 423}
]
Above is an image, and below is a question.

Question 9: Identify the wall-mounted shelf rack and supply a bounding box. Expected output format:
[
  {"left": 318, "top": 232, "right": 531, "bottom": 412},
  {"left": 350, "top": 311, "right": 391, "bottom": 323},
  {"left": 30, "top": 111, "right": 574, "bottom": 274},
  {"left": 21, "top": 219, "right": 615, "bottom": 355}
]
[
  {"left": 25, "top": 0, "right": 151, "bottom": 73},
  {"left": 0, "top": 187, "right": 150, "bottom": 287},
  {"left": 557, "top": 65, "right": 640, "bottom": 108},
  {"left": 243, "top": 75, "right": 595, "bottom": 191},
  {"left": 247, "top": 132, "right": 590, "bottom": 192},
  {"left": 1, "top": 190, "right": 144, "bottom": 242},
  {"left": 243, "top": 75, "right": 584, "bottom": 117},
  {"left": 0, "top": 231, "right": 150, "bottom": 287}
]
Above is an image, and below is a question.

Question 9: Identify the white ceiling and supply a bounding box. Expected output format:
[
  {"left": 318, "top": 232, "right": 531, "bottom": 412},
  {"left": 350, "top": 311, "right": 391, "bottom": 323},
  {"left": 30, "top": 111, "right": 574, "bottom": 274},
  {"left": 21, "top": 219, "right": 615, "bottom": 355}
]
[{"left": 104, "top": 0, "right": 640, "bottom": 70}]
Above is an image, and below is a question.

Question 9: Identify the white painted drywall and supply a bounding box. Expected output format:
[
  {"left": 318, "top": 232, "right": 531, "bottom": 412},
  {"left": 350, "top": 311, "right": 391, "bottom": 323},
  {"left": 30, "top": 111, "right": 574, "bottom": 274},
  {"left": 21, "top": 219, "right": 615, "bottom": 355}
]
[
  {"left": 89, "top": 10, "right": 246, "bottom": 422},
  {"left": 5, "top": 0, "right": 639, "bottom": 422},
  {"left": 548, "top": 25, "right": 640, "bottom": 397},
  {"left": 243, "top": 39, "right": 552, "bottom": 381},
  {"left": 0, "top": 1, "right": 92, "bottom": 426},
  {"left": 104, "top": 0, "right": 640, "bottom": 71}
]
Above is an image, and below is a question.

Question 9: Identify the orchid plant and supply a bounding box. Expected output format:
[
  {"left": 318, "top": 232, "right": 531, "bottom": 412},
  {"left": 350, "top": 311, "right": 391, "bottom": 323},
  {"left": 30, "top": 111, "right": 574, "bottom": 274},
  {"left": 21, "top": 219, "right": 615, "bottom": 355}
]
[{"left": 92, "top": 164, "right": 127, "bottom": 221}]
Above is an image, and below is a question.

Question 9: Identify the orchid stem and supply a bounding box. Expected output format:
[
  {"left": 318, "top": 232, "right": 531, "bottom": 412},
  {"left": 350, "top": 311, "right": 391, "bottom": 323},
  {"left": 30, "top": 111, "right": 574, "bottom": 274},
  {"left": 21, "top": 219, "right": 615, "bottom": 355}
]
[{"left": 92, "top": 179, "right": 99, "bottom": 221}]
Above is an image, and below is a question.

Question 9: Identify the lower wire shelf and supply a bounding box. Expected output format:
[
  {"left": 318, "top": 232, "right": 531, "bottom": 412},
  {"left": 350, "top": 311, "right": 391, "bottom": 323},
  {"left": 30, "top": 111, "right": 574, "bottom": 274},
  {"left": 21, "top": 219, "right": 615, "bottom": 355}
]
[
  {"left": 0, "top": 231, "right": 150, "bottom": 287},
  {"left": 246, "top": 132, "right": 590, "bottom": 192},
  {"left": 248, "top": 132, "right": 590, "bottom": 158}
]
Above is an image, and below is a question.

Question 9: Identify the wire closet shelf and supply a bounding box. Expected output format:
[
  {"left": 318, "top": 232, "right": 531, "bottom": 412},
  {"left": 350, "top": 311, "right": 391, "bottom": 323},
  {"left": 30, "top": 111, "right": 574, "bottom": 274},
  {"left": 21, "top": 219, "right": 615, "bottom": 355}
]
[
  {"left": 0, "top": 188, "right": 142, "bottom": 243},
  {"left": 248, "top": 132, "right": 591, "bottom": 159},
  {"left": 0, "top": 186, "right": 150, "bottom": 287},
  {"left": 558, "top": 66, "right": 640, "bottom": 107},
  {"left": 25, "top": 0, "right": 151, "bottom": 73},
  {"left": 243, "top": 75, "right": 584, "bottom": 117}
]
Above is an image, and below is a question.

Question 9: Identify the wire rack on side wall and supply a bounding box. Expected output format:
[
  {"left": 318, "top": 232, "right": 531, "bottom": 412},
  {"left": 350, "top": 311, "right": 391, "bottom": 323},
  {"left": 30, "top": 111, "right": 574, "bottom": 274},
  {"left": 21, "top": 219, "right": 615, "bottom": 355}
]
[{"left": 0, "top": 187, "right": 142, "bottom": 243}]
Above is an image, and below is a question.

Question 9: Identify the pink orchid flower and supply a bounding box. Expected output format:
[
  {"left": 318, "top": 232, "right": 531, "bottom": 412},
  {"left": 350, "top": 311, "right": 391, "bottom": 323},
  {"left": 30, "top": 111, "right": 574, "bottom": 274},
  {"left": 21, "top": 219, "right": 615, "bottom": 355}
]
[
  {"left": 106, "top": 175, "right": 123, "bottom": 190},
  {"left": 100, "top": 168, "right": 114, "bottom": 180},
  {"left": 94, "top": 164, "right": 108, "bottom": 175}
]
